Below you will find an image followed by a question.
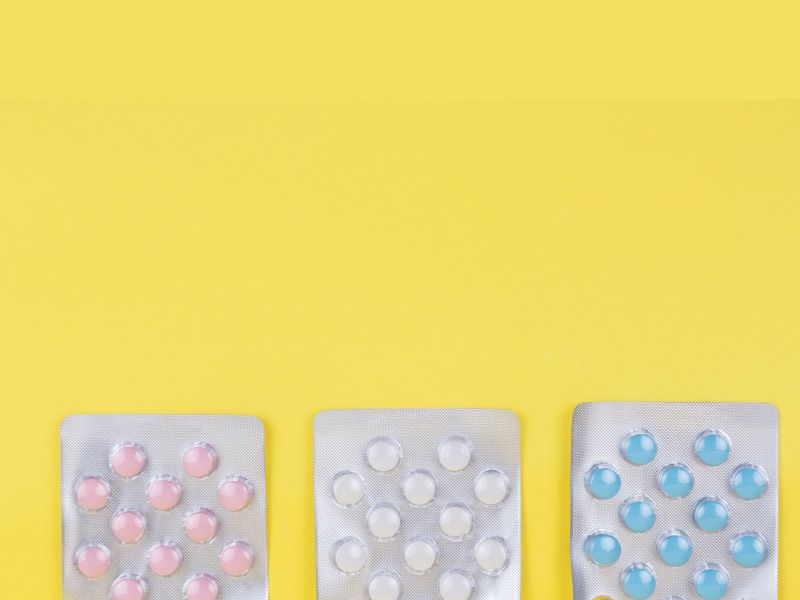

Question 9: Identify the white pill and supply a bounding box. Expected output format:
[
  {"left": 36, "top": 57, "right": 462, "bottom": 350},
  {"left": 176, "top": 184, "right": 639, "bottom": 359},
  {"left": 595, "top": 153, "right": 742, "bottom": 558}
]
[
  {"left": 404, "top": 538, "right": 438, "bottom": 573},
  {"left": 403, "top": 470, "right": 436, "bottom": 506},
  {"left": 475, "top": 537, "right": 509, "bottom": 573},
  {"left": 331, "top": 471, "right": 365, "bottom": 507},
  {"left": 438, "top": 570, "right": 474, "bottom": 600},
  {"left": 474, "top": 469, "right": 509, "bottom": 504},
  {"left": 367, "top": 505, "right": 402, "bottom": 539},
  {"left": 332, "top": 538, "right": 367, "bottom": 574},
  {"left": 366, "top": 437, "right": 402, "bottom": 472},
  {"left": 368, "top": 572, "right": 401, "bottom": 600},
  {"left": 439, "top": 504, "right": 473, "bottom": 539},
  {"left": 438, "top": 437, "right": 473, "bottom": 472}
]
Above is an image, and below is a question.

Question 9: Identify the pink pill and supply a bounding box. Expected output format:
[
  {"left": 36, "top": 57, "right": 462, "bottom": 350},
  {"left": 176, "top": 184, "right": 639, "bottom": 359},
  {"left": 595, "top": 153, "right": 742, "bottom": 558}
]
[
  {"left": 148, "top": 477, "right": 182, "bottom": 511},
  {"left": 148, "top": 542, "right": 183, "bottom": 577},
  {"left": 110, "top": 443, "right": 147, "bottom": 478},
  {"left": 75, "top": 543, "right": 111, "bottom": 579},
  {"left": 183, "top": 443, "right": 218, "bottom": 478},
  {"left": 184, "top": 508, "right": 219, "bottom": 544},
  {"left": 219, "top": 541, "right": 255, "bottom": 577},
  {"left": 218, "top": 477, "right": 254, "bottom": 512},
  {"left": 75, "top": 476, "right": 111, "bottom": 511},
  {"left": 111, "top": 575, "right": 147, "bottom": 600},
  {"left": 112, "top": 510, "right": 146, "bottom": 543},
  {"left": 183, "top": 574, "right": 219, "bottom": 600}
]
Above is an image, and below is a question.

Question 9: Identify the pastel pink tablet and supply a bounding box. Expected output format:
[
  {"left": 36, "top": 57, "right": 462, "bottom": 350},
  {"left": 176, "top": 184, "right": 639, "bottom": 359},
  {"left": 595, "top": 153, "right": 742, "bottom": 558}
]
[
  {"left": 148, "top": 477, "right": 182, "bottom": 511},
  {"left": 184, "top": 508, "right": 219, "bottom": 544},
  {"left": 75, "top": 544, "right": 111, "bottom": 579},
  {"left": 111, "top": 575, "right": 147, "bottom": 600},
  {"left": 111, "top": 510, "right": 146, "bottom": 543},
  {"left": 148, "top": 542, "right": 183, "bottom": 577},
  {"left": 182, "top": 443, "right": 218, "bottom": 478},
  {"left": 75, "top": 476, "right": 111, "bottom": 511},
  {"left": 183, "top": 574, "right": 219, "bottom": 600},
  {"left": 110, "top": 443, "right": 147, "bottom": 478},
  {"left": 219, "top": 541, "right": 255, "bottom": 577},
  {"left": 217, "top": 477, "right": 254, "bottom": 512}
]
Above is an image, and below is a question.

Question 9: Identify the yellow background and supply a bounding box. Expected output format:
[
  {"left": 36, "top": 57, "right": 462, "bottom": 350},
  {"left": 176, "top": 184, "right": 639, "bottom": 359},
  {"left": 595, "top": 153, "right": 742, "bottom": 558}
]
[{"left": 0, "top": 101, "right": 798, "bottom": 597}]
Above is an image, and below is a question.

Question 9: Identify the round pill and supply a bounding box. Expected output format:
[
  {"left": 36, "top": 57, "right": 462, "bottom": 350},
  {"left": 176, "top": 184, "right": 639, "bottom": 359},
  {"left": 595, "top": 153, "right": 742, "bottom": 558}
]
[
  {"left": 694, "top": 497, "right": 729, "bottom": 533},
  {"left": 332, "top": 538, "right": 367, "bottom": 574},
  {"left": 439, "top": 504, "right": 473, "bottom": 539},
  {"left": 184, "top": 508, "right": 219, "bottom": 544},
  {"left": 182, "top": 443, "right": 218, "bottom": 478},
  {"left": 75, "top": 476, "right": 111, "bottom": 511},
  {"left": 404, "top": 537, "right": 438, "bottom": 573},
  {"left": 474, "top": 469, "right": 509, "bottom": 504},
  {"left": 583, "top": 532, "right": 621, "bottom": 566},
  {"left": 331, "top": 471, "right": 365, "bottom": 507},
  {"left": 438, "top": 570, "right": 474, "bottom": 600},
  {"left": 110, "top": 443, "right": 147, "bottom": 478},
  {"left": 585, "top": 463, "right": 621, "bottom": 500},
  {"left": 620, "top": 497, "right": 656, "bottom": 533},
  {"left": 183, "top": 574, "right": 219, "bottom": 600},
  {"left": 438, "top": 437, "right": 473, "bottom": 472},
  {"left": 657, "top": 530, "right": 693, "bottom": 567},
  {"left": 367, "top": 504, "right": 401, "bottom": 539},
  {"left": 148, "top": 476, "right": 182, "bottom": 511},
  {"left": 620, "top": 430, "right": 657, "bottom": 465},
  {"left": 657, "top": 463, "right": 694, "bottom": 498},
  {"left": 619, "top": 563, "right": 656, "bottom": 600},
  {"left": 148, "top": 542, "right": 183, "bottom": 577},
  {"left": 111, "top": 575, "right": 147, "bottom": 600},
  {"left": 368, "top": 572, "right": 401, "bottom": 600},
  {"left": 730, "top": 532, "right": 767, "bottom": 567},
  {"left": 219, "top": 541, "right": 255, "bottom": 577},
  {"left": 112, "top": 510, "right": 147, "bottom": 543},
  {"left": 75, "top": 544, "right": 111, "bottom": 579},
  {"left": 730, "top": 464, "right": 769, "bottom": 500},
  {"left": 366, "top": 437, "right": 402, "bottom": 472},
  {"left": 403, "top": 470, "right": 437, "bottom": 506},
  {"left": 694, "top": 565, "right": 729, "bottom": 600},
  {"left": 218, "top": 477, "right": 254, "bottom": 512},
  {"left": 475, "top": 537, "right": 509, "bottom": 573},
  {"left": 695, "top": 430, "right": 731, "bottom": 466}
]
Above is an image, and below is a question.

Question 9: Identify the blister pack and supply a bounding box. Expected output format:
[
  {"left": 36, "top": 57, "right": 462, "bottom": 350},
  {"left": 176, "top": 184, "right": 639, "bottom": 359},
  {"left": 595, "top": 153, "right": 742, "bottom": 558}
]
[
  {"left": 60, "top": 414, "right": 268, "bottom": 600},
  {"left": 570, "top": 402, "right": 778, "bottom": 600},
  {"left": 313, "top": 409, "right": 521, "bottom": 600}
]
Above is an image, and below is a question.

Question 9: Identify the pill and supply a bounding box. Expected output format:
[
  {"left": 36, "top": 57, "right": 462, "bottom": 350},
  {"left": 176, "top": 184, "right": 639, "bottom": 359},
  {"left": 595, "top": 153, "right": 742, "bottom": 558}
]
[
  {"left": 111, "top": 510, "right": 147, "bottom": 543},
  {"left": 657, "top": 530, "right": 692, "bottom": 567},
  {"left": 438, "top": 437, "right": 473, "bottom": 472},
  {"left": 620, "top": 430, "right": 657, "bottom": 465},
  {"left": 184, "top": 508, "right": 219, "bottom": 544},
  {"left": 368, "top": 571, "right": 401, "bottom": 600},
  {"left": 219, "top": 541, "right": 255, "bottom": 577},
  {"left": 75, "top": 543, "right": 111, "bottom": 579},
  {"left": 730, "top": 464, "right": 769, "bottom": 500},
  {"left": 583, "top": 532, "right": 621, "bottom": 566},
  {"left": 148, "top": 542, "right": 183, "bottom": 577},
  {"left": 585, "top": 463, "right": 621, "bottom": 500},
  {"left": 657, "top": 463, "right": 694, "bottom": 499},
  {"left": 331, "top": 471, "right": 365, "bottom": 507},
  {"left": 182, "top": 443, "right": 218, "bottom": 478},
  {"left": 404, "top": 537, "right": 438, "bottom": 573},
  {"left": 366, "top": 437, "right": 402, "bottom": 472},
  {"left": 620, "top": 563, "right": 656, "bottom": 600},
  {"left": 183, "top": 574, "right": 219, "bottom": 600},
  {"left": 438, "top": 570, "right": 474, "bottom": 600},
  {"left": 620, "top": 497, "right": 656, "bottom": 533},
  {"left": 367, "top": 504, "right": 402, "bottom": 539},
  {"left": 148, "top": 476, "right": 182, "bottom": 511},
  {"left": 218, "top": 476, "right": 254, "bottom": 512},
  {"left": 111, "top": 575, "right": 147, "bottom": 600},
  {"left": 439, "top": 504, "right": 473, "bottom": 539},
  {"left": 475, "top": 537, "right": 509, "bottom": 573},
  {"left": 332, "top": 538, "right": 367, "bottom": 574},
  {"left": 730, "top": 532, "right": 767, "bottom": 568},
  {"left": 403, "top": 470, "right": 437, "bottom": 506},
  {"left": 110, "top": 443, "right": 147, "bottom": 478},
  {"left": 695, "top": 430, "right": 730, "bottom": 466},
  {"left": 694, "top": 497, "right": 729, "bottom": 533},
  {"left": 474, "top": 469, "right": 509, "bottom": 504},
  {"left": 75, "top": 476, "right": 111, "bottom": 511},
  {"left": 693, "top": 564, "right": 729, "bottom": 600}
]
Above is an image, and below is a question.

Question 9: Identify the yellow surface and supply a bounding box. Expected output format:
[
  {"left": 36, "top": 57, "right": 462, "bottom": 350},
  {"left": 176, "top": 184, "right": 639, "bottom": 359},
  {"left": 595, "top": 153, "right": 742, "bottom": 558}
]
[{"left": 0, "top": 101, "right": 798, "bottom": 597}]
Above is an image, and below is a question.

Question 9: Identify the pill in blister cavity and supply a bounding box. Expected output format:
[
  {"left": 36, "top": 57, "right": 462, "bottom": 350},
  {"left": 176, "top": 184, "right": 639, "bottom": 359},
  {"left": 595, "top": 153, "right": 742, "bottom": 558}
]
[
  {"left": 75, "top": 476, "right": 111, "bottom": 511},
  {"left": 474, "top": 537, "right": 509, "bottom": 574},
  {"left": 331, "top": 471, "right": 365, "bottom": 507},
  {"left": 439, "top": 503, "right": 473, "bottom": 539},
  {"left": 437, "top": 437, "right": 472, "bottom": 472},
  {"left": 403, "top": 537, "right": 437, "bottom": 573},
  {"left": 183, "top": 574, "right": 219, "bottom": 600},
  {"left": 182, "top": 443, "right": 218, "bottom": 478},
  {"left": 657, "top": 463, "right": 694, "bottom": 498},
  {"left": 219, "top": 541, "right": 255, "bottom": 577},
  {"left": 694, "top": 497, "right": 728, "bottom": 532},
  {"left": 620, "top": 563, "right": 656, "bottom": 599},
  {"left": 111, "top": 575, "right": 147, "bottom": 600},
  {"left": 332, "top": 538, "right": 367, "bottom": 574},
  {"left": 730, "top": 532, "right": 767, "bottom": 567},
  {"left": 585, "top": 463, "right": 621, "bottom": 499},
  {"left": 148, "top": 476, "right": 183, "bottom": 511},
  {"left": 75, "top": 543, "right": 111, "bottom": 579},
  {"left": 184, "top": 508, "right": 219, "bottom": 544},
  {"left": 438, "top": 570, "right": 474, "bottom": 600},
  {"left": 112, "top": 509, "right": 147, "bottom": 543},
  {"left": 367, "top": 504, "right": 402, "bottom": 539},
  {"left": 217, "top": 476, "right": 254, "bottom": 512},
  {"left": 619, "top": 496, "right": 656, "bottom": 533},
  {"left": 695, "top": 430, "right": 731, "bottom": 466},
  {"left": 693, "top": 564, "right": 729, "bottom": 600},
  {"left": 620, "top": 430, "right": 657, "bottom": 465},
  {"left": 474, "top": 469, "right": 509, "bottom": 504},
  {"left": 657, "top": 530, "right": 692, "bottom": 567},
  {"left": 148, "top": 542, "right": 183, "bottom": 577},
  {"left": 731, "top": 464, "right": 769, "bottom": 500},
  {"left": 110, "top": 443, "right": 147, "bottom": 478},
  {"left": 583, "top": 532, "right": 621, "bottom": 566},
  {"left": 403, "top": 470, "right": 436, "bottom": 506},
  {"left": 366, "top": 437, "right": 402, "bottom": 472},
  {"left": 368, "top": 571, "right": 402, "bottom": 600}
]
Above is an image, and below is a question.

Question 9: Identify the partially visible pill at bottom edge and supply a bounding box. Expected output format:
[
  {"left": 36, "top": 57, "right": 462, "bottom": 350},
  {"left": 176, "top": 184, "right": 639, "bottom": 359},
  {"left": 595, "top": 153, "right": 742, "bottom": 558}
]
[
  {"left": 620, "top": 563, "right": 656, "bottom": 600},
  {"left": 111, "top": 575, "right": 147, "bottom": 600},
  {"left": 439, "top": 570, "right": 474, "bottom": 600},
  {"left": 694, "top": 565, "right": 729, "bottom": 600},
  {"left": 183, "top": 575, "right": 219, "bottom": 600},
  {"left": 368, "top": 571, "right": 402, "bottom": 600},
  {"left": 584, "top": 532, "right": 621, "bottom": 566}
]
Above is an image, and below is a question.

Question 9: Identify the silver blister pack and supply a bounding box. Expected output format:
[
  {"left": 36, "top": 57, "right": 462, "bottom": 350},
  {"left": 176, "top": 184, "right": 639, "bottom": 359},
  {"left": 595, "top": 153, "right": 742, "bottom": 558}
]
[
  {"left": 570, "top": 402, "right": 778, "bottom": 600},
  {"left": 61, "top": 414, "right": 269, "bottom": 600},
  {"left": 313, "top": 409, "right": 521, "bottom": 600}
]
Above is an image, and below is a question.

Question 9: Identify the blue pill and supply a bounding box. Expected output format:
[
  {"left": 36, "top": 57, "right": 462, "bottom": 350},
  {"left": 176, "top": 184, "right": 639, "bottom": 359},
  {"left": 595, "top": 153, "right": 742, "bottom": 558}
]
[
  {"left": 730, "top": 533, "right": 767, "bottom": 567},
  {"left": 694, "top": 566, "right": 729, "bottom": 600},
  {"left": 657, "top": 530, "right": 692, "bottom": 567},
  {"left": 620, "top": 497, "right": 656, "bottom": 533},
  {"left": 584, "top": 532, "right": 621, "bottom": 566},
  {"left": 621, "top": 431, "right": 657, "bottom": 465},
  {"left": 694, "top": 498, "right": 729, "bottom": 532},
  {"left": 695, "top": 430, "right": 730, "bottom": 466},
  {"left": 585, "top": 464, "right": 622, "bottom": 499},
  {"left": 620, "top": 564, "right": 656, "bottom": 599},
  {"left": 731, "top": 464, "right": 768, "bottom": 500},
  {"left": 658, "top": 463, "right": 694, "bottom": 498}
]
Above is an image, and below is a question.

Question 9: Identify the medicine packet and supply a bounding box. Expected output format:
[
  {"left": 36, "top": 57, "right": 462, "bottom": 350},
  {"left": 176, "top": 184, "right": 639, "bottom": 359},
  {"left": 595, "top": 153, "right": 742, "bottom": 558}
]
[
  {"left": 313, "top": 409, "right": 521, "bottom": 600},
  {"left": 61, "top": 414, "right": 268, "bottom": 600},
  {"left": 570, "top": 402, "right": 778, "bottom": 600}
]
